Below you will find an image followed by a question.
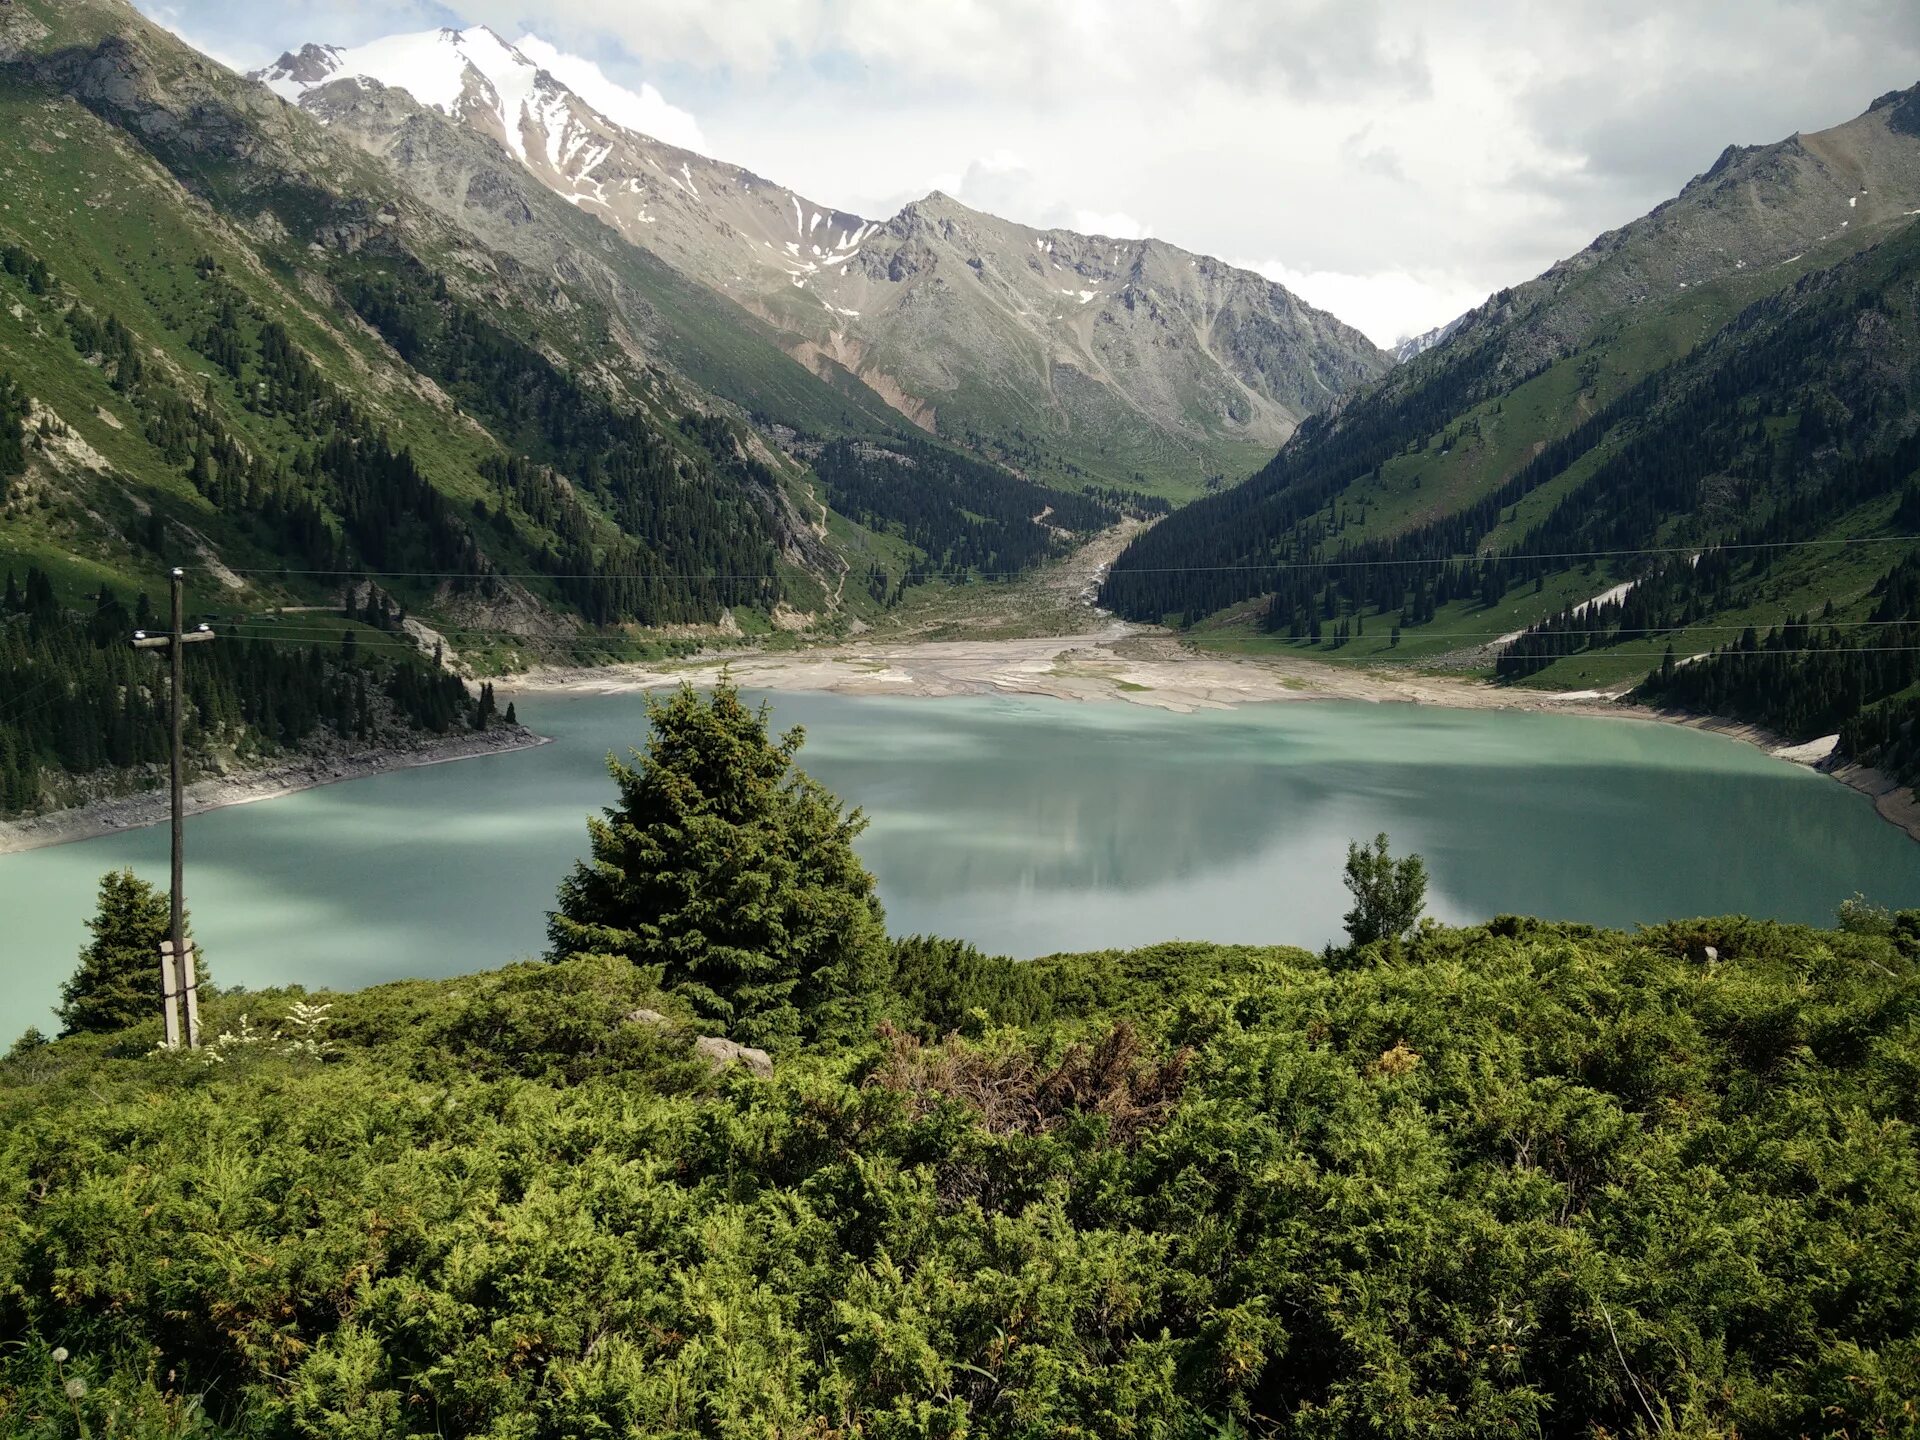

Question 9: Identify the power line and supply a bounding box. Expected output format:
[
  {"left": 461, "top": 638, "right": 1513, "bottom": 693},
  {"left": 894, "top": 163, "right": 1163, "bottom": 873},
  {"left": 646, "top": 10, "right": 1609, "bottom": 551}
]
[
  {"left": 0, "top": 676, "right": 64, "bottom": 724},
  {"left": 212, "top": 617, "right": 1920, "bottom": 645},
  {"left": 19, "top": 600, "right": 1920, "bottom": 662},
  {"left": 215, "top": 533, "right": 1920, "bottom": 584}
]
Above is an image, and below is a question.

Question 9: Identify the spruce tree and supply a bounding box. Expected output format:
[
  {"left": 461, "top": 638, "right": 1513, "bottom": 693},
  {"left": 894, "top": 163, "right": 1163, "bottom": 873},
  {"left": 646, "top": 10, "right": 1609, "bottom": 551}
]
[
  {"left": 57, "top": 870, "right": 206, "bottom": 1036},
  {"left": 1341, "top": 834, "right": 1428, "bottom": 949},
  {"left": 547, "top": 680, "right": 888, "bottom": 1050}
]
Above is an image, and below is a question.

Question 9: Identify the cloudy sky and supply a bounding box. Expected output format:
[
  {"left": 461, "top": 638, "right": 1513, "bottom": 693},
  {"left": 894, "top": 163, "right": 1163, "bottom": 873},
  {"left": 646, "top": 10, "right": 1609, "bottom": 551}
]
[{"left": 141, "top": 0, "right": 1920, "bottom": 347}]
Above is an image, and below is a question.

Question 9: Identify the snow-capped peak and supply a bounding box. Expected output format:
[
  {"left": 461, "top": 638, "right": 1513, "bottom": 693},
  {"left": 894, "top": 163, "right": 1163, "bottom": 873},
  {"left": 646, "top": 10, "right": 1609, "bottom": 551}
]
[
  {"left": 1390, "top": 310, "right": 1472, "bottom": 363},
  {"left": 254, "top": 42, "right": 344, "bottom": 97},
  {"left": 252, "top": 26, "right": 576, "bottom": 168}
]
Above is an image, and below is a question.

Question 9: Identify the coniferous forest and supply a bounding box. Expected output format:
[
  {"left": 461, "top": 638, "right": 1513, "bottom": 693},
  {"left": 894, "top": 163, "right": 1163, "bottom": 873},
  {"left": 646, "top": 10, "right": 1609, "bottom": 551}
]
[
  {"left": 334, "top": 260, "right": 783, "bottom": 624},
  {"left": 0, "top": 565, "right": 495, "bottom": 816},
  {"left": 808, "top": 437, "right": 1117, "bottom": 581}
]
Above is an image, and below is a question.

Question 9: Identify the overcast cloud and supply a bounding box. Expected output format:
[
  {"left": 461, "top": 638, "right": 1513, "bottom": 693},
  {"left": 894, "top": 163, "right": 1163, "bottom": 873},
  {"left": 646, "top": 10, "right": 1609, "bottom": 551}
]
[{"left": 139, "top": 0, "right": 1920, "bottom": 346}]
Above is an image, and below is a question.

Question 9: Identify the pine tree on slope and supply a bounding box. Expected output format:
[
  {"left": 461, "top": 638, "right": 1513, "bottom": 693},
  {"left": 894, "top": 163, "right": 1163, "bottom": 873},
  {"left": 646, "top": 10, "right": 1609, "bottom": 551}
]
[{"left": 547, "top": 680, "right": 888, "bottom": 1050}]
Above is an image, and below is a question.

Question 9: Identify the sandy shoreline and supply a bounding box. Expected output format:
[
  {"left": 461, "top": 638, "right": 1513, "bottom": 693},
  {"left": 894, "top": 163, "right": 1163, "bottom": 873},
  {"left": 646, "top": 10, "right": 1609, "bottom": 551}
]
[
  {"left": 507, "top": 621, "right": 1920, "bottom": 845},
  {"left": 509, "top": 622, "right": 1630, "bottom": 714},
  {"left": 0, "top": 726, "right": 551, "bottom": 856}
]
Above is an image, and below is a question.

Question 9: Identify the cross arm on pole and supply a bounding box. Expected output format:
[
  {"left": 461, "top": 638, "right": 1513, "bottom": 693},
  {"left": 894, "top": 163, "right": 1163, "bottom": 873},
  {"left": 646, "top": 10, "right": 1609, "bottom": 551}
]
[{"left": 132, "top": 624, "right": 216, "bottom": 650}]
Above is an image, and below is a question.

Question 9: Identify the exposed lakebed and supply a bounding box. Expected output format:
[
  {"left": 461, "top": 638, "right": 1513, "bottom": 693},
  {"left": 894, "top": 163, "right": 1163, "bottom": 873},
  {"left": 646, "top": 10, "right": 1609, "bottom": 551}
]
[{"left": 3, "top": 690, "right": 1916, "bottom": 1039}]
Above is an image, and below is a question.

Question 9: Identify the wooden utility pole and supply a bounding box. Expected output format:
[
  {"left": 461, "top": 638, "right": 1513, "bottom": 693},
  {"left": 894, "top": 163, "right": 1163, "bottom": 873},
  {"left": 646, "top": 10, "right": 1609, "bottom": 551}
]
[{"left": 133, "top": 568, "right": 215, "bottom": 1047}]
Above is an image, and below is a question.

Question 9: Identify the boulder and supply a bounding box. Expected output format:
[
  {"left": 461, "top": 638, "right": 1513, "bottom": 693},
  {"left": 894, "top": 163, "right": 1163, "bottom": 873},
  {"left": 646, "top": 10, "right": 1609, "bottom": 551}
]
[{"left": 693, "top": 1035, "right": 773, "bottom": 1078}]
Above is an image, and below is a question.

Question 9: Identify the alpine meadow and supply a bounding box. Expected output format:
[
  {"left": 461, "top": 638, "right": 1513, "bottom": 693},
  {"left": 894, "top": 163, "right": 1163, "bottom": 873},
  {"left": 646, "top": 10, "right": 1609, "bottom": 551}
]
[{"left": 3, "top": 1, "right": 1920, "bottom": 1436}]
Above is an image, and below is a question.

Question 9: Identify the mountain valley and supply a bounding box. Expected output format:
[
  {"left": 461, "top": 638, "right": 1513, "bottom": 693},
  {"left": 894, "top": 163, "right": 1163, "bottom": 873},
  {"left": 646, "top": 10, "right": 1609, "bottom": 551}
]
[{"left": 4, "top": 0, "right": 1920, "bottom": 829}]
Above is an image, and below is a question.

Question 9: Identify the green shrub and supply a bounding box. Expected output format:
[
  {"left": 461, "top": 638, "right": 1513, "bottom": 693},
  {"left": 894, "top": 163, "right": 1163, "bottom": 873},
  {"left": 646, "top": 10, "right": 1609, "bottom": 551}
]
[{"left": 2, "top": 918, "right": 1916, "bottom": 1436}]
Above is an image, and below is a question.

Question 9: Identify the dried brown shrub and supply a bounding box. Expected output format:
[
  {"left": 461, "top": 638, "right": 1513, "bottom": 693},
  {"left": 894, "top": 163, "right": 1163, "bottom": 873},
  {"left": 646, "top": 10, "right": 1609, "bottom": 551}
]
[
  {"left": 1372, "top": 1039, "right": 1421, "bottom": 1077},
  {"left": 867, "top": 1020, "right": 1190, "bottom": 1148}
]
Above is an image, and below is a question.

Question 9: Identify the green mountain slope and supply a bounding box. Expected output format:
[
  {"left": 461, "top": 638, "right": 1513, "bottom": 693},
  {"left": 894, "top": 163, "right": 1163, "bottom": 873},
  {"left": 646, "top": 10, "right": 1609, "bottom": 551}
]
[
  {"left": 0, "top": 0, "right": 790, "bottom": 624},
  {"left": 1104, "top": 84, "right": 1920, "bottom": 621},
  {"left": 1102, "top": 84, "right": 1920, "bottom": 782},
  {"left": 0, "top": 0, "right": 1116, "bottom": 819}
]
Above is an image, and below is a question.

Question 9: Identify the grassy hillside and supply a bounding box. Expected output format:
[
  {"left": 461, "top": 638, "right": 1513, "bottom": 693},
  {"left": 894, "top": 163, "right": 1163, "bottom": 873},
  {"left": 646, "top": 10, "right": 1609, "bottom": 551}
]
[
  {"left": 1102, "top": 78, "right": 1920, "bottom": 633},
  {"left": 2, "top": 914, "right": 1917, "bottom": 1436},
  {"left": 1101, "top": 100, "right": 1920, "bottom": 784}
]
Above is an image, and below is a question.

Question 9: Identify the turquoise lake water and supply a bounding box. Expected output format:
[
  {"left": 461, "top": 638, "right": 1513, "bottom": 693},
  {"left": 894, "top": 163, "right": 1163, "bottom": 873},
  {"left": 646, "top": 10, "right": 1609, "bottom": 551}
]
[{"left": 3, "top": 691, "right": 1916, "bottom": 1040}]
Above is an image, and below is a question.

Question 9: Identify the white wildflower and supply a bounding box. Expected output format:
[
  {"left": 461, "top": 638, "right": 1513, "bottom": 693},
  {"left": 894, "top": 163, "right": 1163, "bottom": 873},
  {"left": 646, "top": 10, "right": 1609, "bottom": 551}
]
[{"left": 279, "top": 1000, "right": 334, "bottom": 1060}]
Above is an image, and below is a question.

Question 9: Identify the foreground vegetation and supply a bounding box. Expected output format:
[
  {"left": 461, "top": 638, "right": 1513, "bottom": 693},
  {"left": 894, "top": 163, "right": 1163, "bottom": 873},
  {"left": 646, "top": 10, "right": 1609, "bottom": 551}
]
[
  {"left": 3, "top": 685, "right": 1918, "bottom": 1437},
  {"left": 4, "top": 915, "right": 1917, "bottom": 1437}
]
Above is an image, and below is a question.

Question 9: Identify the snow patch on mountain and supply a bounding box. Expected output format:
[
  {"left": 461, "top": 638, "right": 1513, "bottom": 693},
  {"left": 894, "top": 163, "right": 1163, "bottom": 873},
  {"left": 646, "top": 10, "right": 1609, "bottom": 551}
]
[
  {"left": 1391, "top": 310, "right": 1472, "bottom": 363},
  {"left": 254, "top": 26, "right": 708, "bottom": 176},
  {"left": 509, "top": 35, "right": 707, "bottom": 155}
]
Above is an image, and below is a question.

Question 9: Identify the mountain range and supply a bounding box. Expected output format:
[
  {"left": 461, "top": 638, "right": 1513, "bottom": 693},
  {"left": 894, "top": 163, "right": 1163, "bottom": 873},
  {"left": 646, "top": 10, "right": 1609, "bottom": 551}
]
[
  {"left": 7, "top": 0, "right": 1920, "bottom": 813},
  {"left": 252, "top": 26, "right": 1389, "bottom": 496},
  {"left": 0, "top": 0, "right": 1145, "bottom": 812}
]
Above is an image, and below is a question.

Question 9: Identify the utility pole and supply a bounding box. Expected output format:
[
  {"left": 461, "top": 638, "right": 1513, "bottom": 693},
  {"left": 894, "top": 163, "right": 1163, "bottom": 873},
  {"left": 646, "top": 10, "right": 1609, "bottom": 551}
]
[{"left": 133, "top": 567, "right": 215, "bottom": 1047}]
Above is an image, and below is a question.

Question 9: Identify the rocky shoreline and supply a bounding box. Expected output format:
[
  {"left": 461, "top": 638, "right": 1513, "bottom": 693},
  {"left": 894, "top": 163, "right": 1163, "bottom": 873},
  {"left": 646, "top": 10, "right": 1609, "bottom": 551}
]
[
  {"left": 1639, "top": 709, "right": 1920, "bottom": 845},
  {"left": 0, "top": 725, "right": 550, "bottom": 856}
]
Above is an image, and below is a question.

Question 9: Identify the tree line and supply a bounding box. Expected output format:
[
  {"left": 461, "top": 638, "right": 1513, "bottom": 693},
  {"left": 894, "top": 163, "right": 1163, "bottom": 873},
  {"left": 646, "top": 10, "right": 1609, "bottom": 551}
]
[{"left": 809, "top": 436, "right": 1117, "bottom": 585}]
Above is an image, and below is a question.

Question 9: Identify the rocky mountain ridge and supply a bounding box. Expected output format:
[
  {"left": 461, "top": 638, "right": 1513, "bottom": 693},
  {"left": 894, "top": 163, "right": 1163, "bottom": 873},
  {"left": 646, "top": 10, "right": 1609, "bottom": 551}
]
[
  {"left": 253, "top": 25, "right": 1390, "bottom": 494},
  {"left": 1423, "top": 81, "right": 1920, "bottom": 380}
]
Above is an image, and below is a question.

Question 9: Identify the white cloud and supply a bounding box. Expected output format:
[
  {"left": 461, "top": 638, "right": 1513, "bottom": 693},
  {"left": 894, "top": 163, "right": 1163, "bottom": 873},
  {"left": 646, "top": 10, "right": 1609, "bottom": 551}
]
[
  {"left": 511, "top": 35, "right": 708, "bottom": 155},
  {"left": 1237, "top": 262, "right": 1490, "bottom": 349},
  {"left": 1072, "top": 211, "right": 1151, "bottom": 240},
  {"left": 915, "top": 152, "right": 1155, "bottom": 239},
  {"left": 138, "top": 3, "right": 263, "bottom": 72}
]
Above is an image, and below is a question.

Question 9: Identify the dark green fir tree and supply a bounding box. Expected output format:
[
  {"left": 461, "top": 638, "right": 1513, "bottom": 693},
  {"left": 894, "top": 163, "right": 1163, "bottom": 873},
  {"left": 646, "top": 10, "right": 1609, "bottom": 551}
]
[
  {"left": 57, "top": 869, "right": 206, "bottom": 1036},
  {"left": 548, "top": 680, "right": 888, "bottom": 1049}
]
